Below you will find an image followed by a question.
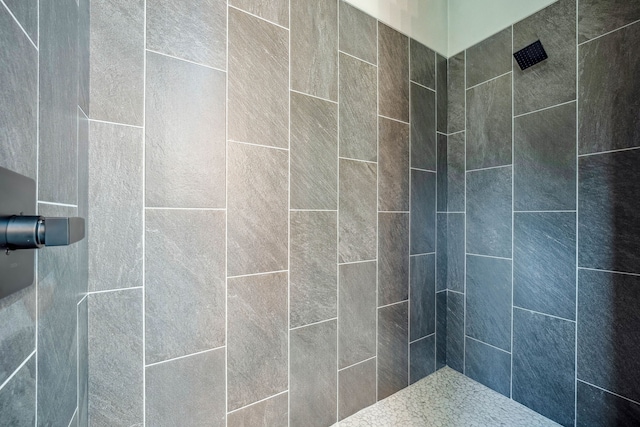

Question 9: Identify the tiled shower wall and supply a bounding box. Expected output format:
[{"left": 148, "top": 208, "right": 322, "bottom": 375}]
[
  {"left": 0, "top": 0, "right": 90, "bottom": 425},
  {"left": 436, "top": 0, "right": 640, "bottom": 425},
  {"left": 86, "top": 0, "right": 440, "bottom": 425}
]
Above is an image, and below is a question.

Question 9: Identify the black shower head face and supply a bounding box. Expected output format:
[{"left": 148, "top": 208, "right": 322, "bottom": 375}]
[{"left": 514, "top": 40, "right": 548, "bottom": 70}]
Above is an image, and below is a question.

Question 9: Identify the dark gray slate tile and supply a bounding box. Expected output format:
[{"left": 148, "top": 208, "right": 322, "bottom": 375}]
[
  {"left": 379, "top": 22, "right": 409, "bottom": 122},
  {"left": 410, "top": 170, "right": 436, "bottom": 255},
  {"left": 514, "top": 102, "right": 577, "bottom": 211},
  {"left": 0, "top": 355, "right": 35, "bottom": 426},
  {"left": 0, "top": 5, "right": 37, "bottom": 179},
  {"left": 0, "top": 286, "right": 35, "bottom": 388},
  {"left": 228, "top": 142, "right": 288, "bottom": 276},
  {"left": 90, "top": 0, "right": 144, "bottom": 125},
  {"left": 339, "top": 262, "right": 376, "bottom": 368},
  {"left": 514, "top": 212, "right": 576, "bottom": 320},
  {"left": 228, "top": 8, "right": 288, "bottom": 149},
  {"left": 147, "top": 0, "right": 226, "bottom": 70},
  {"left": 339, "top": 53, "right": 377, "bottom": 162},
  {"left": 447, "top": 291, "right": 464, "bottom": 373},
  {"left": 339, "top": 159, "right": 377, "bottom": 263},
  {"left": 77, "top": 298, "right": 88, "bottom": 427},
  {"left": 466, "top": 255, "right": 512, "bottom": 351},
  {"left": 88, "top": 289, "right": 143, "bottom": 426},
  {"left": 410, "top": 254, "right": 435, "bottom": 341},
  {"left": 410, "top": 39, "right": 436, "bottom": 89},
  {"left": 578, "top": 21, "right": 640, "bottom": 154},
  {"left": 578, "top": 269, "right": 640, "bottom": 402},
  {"left": 446, "top": 132, "right": 465, "bottom": 212},
  {"left": 146, "top": 348, "right": 226, "bottom": 427},
  {"left": 437, "top": 135, "right": 448, "bottom": 212},
  {"left": 339, "top": 1, "right": 376, "bottom": 65},
  {"left": 437, "top": 54, "right": 448, "bottom": 133},
  {"left": 291, "top": 320, "right": 337, "bottom": 427},
  {"left": 448, "top": 52, "right": 465, "bottom": 133},
  {"left": 465, "top": 337, "right": 511, "bottom": 397},
  {"left": 3, "top": 0, "right": 37, "bottom": 44},
  {"left": 38, "top": 0, "right": 78, "bottom": 204},
  {"left": 88, "top": 122, "right": 143, "bottom": 291},
  {"left": 291, "top": 0, "right": 338, "bottom": 101},
  {"left": 577, "top": 381, "right": 640, "bottom": 427},
  {"left": 466, "top": 27, "right": 512, "bottom": 88},
  {"left": 291, "top": 92, "right": 338, "bottom": 210},
  {"left": 436, "top": 214, "right": 447, "bottom": 292},
  {"left": 466, "top": 167, "right": 512, "bottom": 258},
  {"left": 411, "top": 83, "right": 436, "bottom": 171},
  {"left": 378, "top": 302, "right": 409, "bottom": 400},
  {"left": 379, "top": 213, "right": 410, "bottom": 306},
  {"left": 436, "top": 291, "right": 447, "bottom": 369},
  {"left": 227, "top": 272, "right": 288, "bottom": 410},
  {"left": 227, "top": 392, "right": 288, "bottom": 427},
  {"left": 229, "top": 0, "right": 289, "bottom": 28},
  {"left": 466, "top": 73, "right": 512, "bottom": 170},
  {"left": 410, "top": 335, "right": 436, "bottom": 384},
  {"left": 578, "top": 0, "right": 640, "bottom": 43},
  {"left": 513, "top": 308, "right": 576, "bottom": 426},
  {"left": 578, "top": 149, "right": 640, "bottom": 274},
  {"left": 145, "top": 52, "right": 226, "bottom": 208},
  {"left": 379, "top": 117, "right": 410, "bottom": 211},
  {"left": 290, "top": 211, "right": 337, "bottom": 328},
  {"left": 437, "top": 213, "right": 465, "bottom": 294},
  {"left": 79, "top": 0, "right": 90, "bottom": 115},
  {"left": 68, "top": 409, "right": 77, "bottom": 427},
  {"left": 145, "top": 210, "right": 226, "bottom": 364},
  {"left": 514, "top": 0, "right": 576, "bottom": 115},
  {"left": 338, "top": 358, "right": 376, "bottom": 420}
]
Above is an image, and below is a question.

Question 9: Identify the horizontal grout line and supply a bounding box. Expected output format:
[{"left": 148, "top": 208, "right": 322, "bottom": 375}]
[
  {"left": 378, "top": 299, "right": 408, "bottom": 309},
  {"left": 447, "top": 289, "right": 464, "bottom": 295},
  {"left": 466, "top": 164, "right": 511, "bottom": 173},
  {"left": 411, "top": 167, "right": 436, "bottom": 173},
  {"left": 78, "top": 105, "right": 89, "bottom": 120},
  {"left": 290, "top": 317, "right": 337, "bottom": 331},
  {"left": 436, "top": 289, "right": 448, "bottom": 294},
  {"left": 0, "top": 0, "right": 37, "bottom": 50},
  {"left": 514, "top": 210, "right": 576, "bottom": 213},
  {"left": 77, "top": 294, "right": 88, "bottom": 307},
  {"left": 466, "top": 253, "right": 512, "bottom": 261},
  {"left": 67, "top": 408, "right": 78, "bottom": 427},
  {"left": 410, "top": 80, "right": 435, "bottom": 92},
  {"left": 145, "top": 207, "right": 226, "bottom": 211},
  {"left": 290, "top": 209, "right": 337, "bottom": 212},
  {"left": 86, "top": 287, "right": 143, "bottom": 296},
  {"left": 379, "top": 211, "right": 409, "bottom": 214},
  {"left": 338, "top": 259, "right": 376, "bottom": 266},
  {"left": 437, "top": 211, "right": 465, "bottom": 214},
  {"left": 38, "top": 201, "right": 78, "bottom": 208},
  {"left": 577, "top": 379, "right": 640, "bottom": 407},
  {"left": 379, "top": 114, "right": 409, "bottom": 125},
  {"left": 227, "top": 389, "right": 289, "bottom": 415},
  {"left": 228, "top": 139, "right": 289, "bottom": 152},
  {"left": 578, "top": 267, "right": 640, "bottom": 278},
  {"left": 578, "top": 145, "right": 640, "bottom": 158},
  {"left": 513, "top": 306, "right": 575, "bottom": 323},
  {"left": 465, "top": 335, "right": 511, "bottom": 354},
  {"left": 146, "top": 48, "right": 226, "bottom": 73},
  {"left": 577, "top": 18, "right": 640, "bottom": 47},
  {"left": 410, "top": 252, "right": 435, "bottom": 257},
  {"left": 145, "top": 346, "right": 225, "bottom": 368},
  {"left": 228, "top": 4, "right": 289, "bottom": 31},
  {"left": 338, "top": 50, "right": 377, "bottom": 67},
  {"left": 466, "top": 71, "right": 512, "bottom": 91},
  {"left": 338, "top": 356, "right": 376, "bottom": 372},
  {"left": 338, "top": 156, "right": 376, "bottom": 164},
  {"left": 410, "top": 332, "right": 435, "bottom": 344},
  {"left": 228, "top": 270, "right": 288, "bottom": 280},
  {"left": 446, "top": 130, "right": 466, "bottom": 136},
  {"left": 0, "top": 350, "right": 36, "bottom": 393},
  {"left": 88, "top": 118, "right": 143, "bottom": 129},
  {"left": 513, "top": 99, "right": 576, "bottom": 119},
  {"left": 290, "top": 89, "right": 338, "bottom": 105}
]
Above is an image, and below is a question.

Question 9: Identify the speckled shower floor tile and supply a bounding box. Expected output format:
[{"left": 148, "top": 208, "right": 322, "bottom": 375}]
[{"left": 337, "top": 367, "right": 561, "bottom": 427}]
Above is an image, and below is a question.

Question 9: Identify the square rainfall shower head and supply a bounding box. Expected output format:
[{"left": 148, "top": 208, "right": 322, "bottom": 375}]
[{"left": 514, "top": 40, "right": 548, "bottom": 70}]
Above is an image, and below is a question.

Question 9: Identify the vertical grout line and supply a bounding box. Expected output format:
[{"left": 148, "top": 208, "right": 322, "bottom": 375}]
[
  {"left": 510, "top": 24, "right": 515, "bottom": 401},
  {"left": 35, "top": 0, "right": 40, "bottom": 423},
  {"left": 574, "top": 1, "right": 579, "bottom": 425},
  {"left": 407, "top": 35, "right": 412, "bottom": 386},
  {"left": 142, "top": 1, "right": 147, "bottom": 425},
  {"left": 433, "top": 48, "right": 437, "bottom": 374},
  {"left": 224, "top": 2, "right": 229, "bottom": 426},
  {"left": 375, "top": 17, "right": 379, "bottom": 404},
  {"left": 462, "top": 49, "right": 467, "bottom": 376},
  {"left": 287, "top": 0, "right": 291, "bottom": 425},
  {"left": 335, "top": 0, "right": 340, "bottom": 423}
]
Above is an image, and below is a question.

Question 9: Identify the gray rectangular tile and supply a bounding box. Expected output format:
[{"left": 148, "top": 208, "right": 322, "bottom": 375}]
[
  {"left": 3, "top": 0, "right": 37, "bottom": 44},
  {"left": 578, "top": 21, "right": 640, "bottom": 154},
  {"left": 437, "top": 213, "right": 465, "bottom": 293},
  {"left": 378, "top": 302, "right": 409, "bottom": 400},
  {"left": 145, "top": 52, "right": 226, "bottom": 208},
  {"left": 410, "top": 39, "right": 436, "bottom": 90},
  {"left": 447, "top": 52, "right": 465, "bottom": 133},
  {"left": 88, "top": 289, "right": 143, "bottom": 426},
  {"left": 145, "top": 348, "right": 226, "bottom": 427},
  {"left": 411, "top": 83, "right": 436, "bottom": 171},
  {"left": 435, "top": 291, "right": 447, "bottom": 369},
  {"left": 577, "top": 381, "right": 640, "bottom": 427},
  {"left": 78, "top": 298, "right": 88, "bottom": 427},
  {"left": 227, "top": 392, "right": 288, "bottom": 427},
  {"left": 291, "top": 320, "right": 337, "bottom": 427},
  {"left": 410, "top": 254, "right": 435, "bottom": 341},
  {"left": 339, "top": 159, "right": 377, "bottom": 263},
  {"left": 436, "top": 54, "right": 448, "bottom": 133},
  {"left": 379, "top": 117, "right": 410, "bottom": 211},
  {"left": 339, "top": 1, "right": 377, "bottom": 65},
  {"left": 446, "top": 132, "right": 465, "bottom": 212},
  {"left": 410, "top": 335, "right": 436, "bottom": 384},
  {"left": 514, "top": 212, "right": 576, "bottom": 320},
  {"left": 466, "top": 73, "right": 512, "bottom": 170},
  {"left": 514, "top": 102, "right": 576, "bottom": 211},
  {"left": 466, "top": 27, "right": 512, "bottom": 88},
  {"left": 227, "top": 272, "right": 288, "bottom": 411},
  {"left": 291, "top": 0, "right": 338, "bottom": 101},
  {"left": 513, "top": 308, "right": 576, "bottom": 427},
  {"left": 338, "top": 358, "right": 376, "bottom": 420},
  {"left": 146, "top": 0, "right": 226, "bottom": 70},
  {"left": 339, "top": 52, "right": 377, "bottom": 162},
  {"left": 446, "top": 291, "right": 464, "bottom": 374},
  {"left": 228, "top": 142, "right": 288, "bottom": 276},
  {"left": 339, "top": 262, "right": 376, "bottom": 368},
  {"left": 578, "top": 149, "right": 640, "bottom": 274},
  {"left": 578, "top": 0, "right": 640, "bottom": 43},
  {"left": 378, "top": 213, "right": 410, "bottom": 306},
  {"left": 79, "top": 0, "right": 90, "bottom": 115},
  {"left": 90, "top": 0, "right": 144, "bottom": 125},
  {"left": 229, "top": 0, "right": 289, "bottom": 28},
  {"left": 145, "top": 210, "right": 226, "bottom": 364},
  {"left": 410, "top": 170, "right": 436, "bottom": 255},
  {"left": 379, "top": 22, "right": 409, "bottom": 122},
  {"left": 466, "top": 167, "right": 512, "bottom": 258},
  {"left": 88, "top": 121, "right": 143, "bottom": 291},
  {"left": 228, "top": 7, "right": 288, "bottom": 149},
  {"left": 513, "top": 0, "right": 576, "bottom": 115},
  {"left": 436, "top": 213, "right": 447, "bottom": 293},
  {"left": 437, "top": 134, "right": 448, "bottom": 212},
  {"left": 0, "top": 286, "right": 35, "bottom": 387},
  {"left": 0, "top": 355, "right": 35, "bottom": 426},
  {"left": 290, "top": 211, "right": 337, "bottom": 328},
  {"left": 465, "top": 337, "right": 511, "bottom": 397},
  {"left": 291, "top": 92, "right": 338, "bottom": 210}
]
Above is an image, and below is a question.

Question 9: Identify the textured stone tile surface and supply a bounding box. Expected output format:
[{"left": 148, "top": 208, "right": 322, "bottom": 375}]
[
  {"left": 378, "top": 23, "right": 409, "bottom": 122},
  {"left": 466, "top": 27, "right": 512, "bottom": 88},
  {"left": 339, "top": 1, "right": 377, "bottom": 65},
  {"left": 447, "top": 52, "right": 465, "bottom": 133},
  {"left": 410, "top": 39, "right": 435, "bottom": 89}
]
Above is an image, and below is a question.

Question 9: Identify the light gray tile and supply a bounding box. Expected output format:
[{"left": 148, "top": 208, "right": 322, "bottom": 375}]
[
  {"left": 291, "top": 92, "right": 338, "bottom": 210},
  {"left": 338, "top": 358, "right": 376, "bottom": 420},
  {"left": 466, "top": 27, "right": 512, "bottom": 88},
  {"left": 88, "top": 289, "right": 143, "bottom": 426},
  {"left": 379, "top": 117, "right": 410, "bottom": 211},
  {"left": 3, "top": 0, "right": 37, "bottom": 44},
  {"left": 338, "top": 159, "right": 377, "bottom": 263},
  {"left": 437, "top": 54, "right": 448, "bottom": 133},
  {"left": 146, "top": 348, "right": 226, "bottom": 427},
  {"left": 447, "top": 52, "right": 465, "bottom": 133},
  {"left": 578, "top": 0, "right": 640, "bottom": 43},
  {"left": 147, "top": 0, "right": 226, "bottom": 70},
  {"left": 227, "top": 272, "right": 288, "bottom": 411},
  {"left": 290, "top": 211, "right": 337, "bottom": 328},
  {"left": 227, "top": 392, "right": 288, "bottom": 427},
  {"left": 145, "top": 52, "right": 226, "bottom": 208},
  {"left": 339, "top": 53, "right": 377, "bottom": 162},
  {"left": 228, "top": 142, "right": 288, "bottom": 277},
  {"left": 410, "top": 83, "right": 436, "bottom": 171},
  {"left": 410, "top": 254, "right": 435, "bottom": 341},
  {"left": 378, "top": 302, "right": 409, "bottom": 400},
  {"left": 229, "top": 0, "right": 289, "bottom": 28},
  {"left": 145, "top": 210, "right": 226, "bottom": 364},
  {"left": 379, "top": 22, "right": 409, "bottom": 122},
  {"left": 410, "top": 170, "right": 436, "bottom": 255},
  {"left": 339, "top": 1, "right": 377, "bottom": 65},
  {"left": 90, "top": 0, "right": 144, "bottom": 125},
  {"left": 291, "top": 321, "right": 337, "bottom": 427},
  {"left": 339, "top": 262, "right": 376, "bottom": 368},
  {"left": 0, "top": 286, "right": 35, "bottom": 388},
  {"left": 378, "top": 213, "right": 410, "bottom": 306},
  {"left": 410, "top": 39, "right": 436, "bottom": 89},
  {"left": 79, "top": 0, "right": 90, "bottom": 115},
  {"left": 410, "top": 335, "right": 436, "bottom": 384},
  {"left": 77, "top": 298, "right": 88, "bottom": 427},
  {"left": 291, "top": 0, "right": 338, "bottom": 101},
  {"left": 228, "top": 8, "right": 288, "bottom": 149},
  {"left": 0, "top": 355, "right": 35, "bottom": 426},
  {"left": 88, "top": 121, "right": 143, "bottom": 291}
]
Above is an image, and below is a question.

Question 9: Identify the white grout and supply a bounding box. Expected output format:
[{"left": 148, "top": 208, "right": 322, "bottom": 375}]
[
  {"left": 409, "top": 332, "right": 435, "bottom": 345},
  {"left": 227, "top": 4, "right": 290, "bottom": 31},
  {"left": 338, "top": 258, "right": 376, "bottom": 266},
  {"left": 375, "top": 18, "right": 380, "bottom": 403},
  {"left": 290, "top": 317, "right": 338, "bottom": 332},
  {"left": 37, "top": 200, "right": 78, "bottom": 208},
  {"left": 335, "top": 1, "right": 341, "bottom": 422},
  {"left": 0, "top": 0, "right": 37, "bottom": 49},
  {"left": 226, "top": 389, "right": 290, "bottom": 415},
  {"left": 86, "top": 286, "right": 143, "bottom": 296},
  {"left": 513, "top": 306, "right": 576, "bottom": 324},
  {"left": 67, "top": 407, "right": 78, "bottom": 427},
  {"left": 466, "top": 252, "right": 512, "bottom": 261},
  {"left": 578, "top": 145, "right": 640, "bottom": 158},
  {"left": 578, "top": 267, "right": 640, "bottom": 278},
  {"left": 410, "top": 79, "right": 435, "bottom": 93},
  {"left": 465, "top": 70, "right": 512, "bottom": 91},
  {"left": 577, "top": 17, "right": 640, "bottom": 46},
  {"left": 513, "top": 99, "right": 576, "bottom": 119},
  {"left": 575, "top": 4, "right": 580, "bottom": 423},
  {"left": 409, "top": 252, "right": 435, "bottom": 257},
  {"left": 463, "top": 48, "right": 468, "bottom": 376},
  {"left": 287, "top": 2, "right": 292, "bottom": 422},
  {"left": 145, "top": 48, "right": 226, "bottom": 73},
  {"left": 228, "top": 139, "right": 289, "bottom": 152},
  {"left": 510, "top": 25, "right": 515, "bottom": 400},
  {"left": 465, "top": 163, "right": 511, "bottom": 173},
  {"left": 88, "top": 118, "right": 143, "bottom": 129},
  {"left": 145, "top": 346, "right": 226, "bottom": 368},
  {"left": 338, "top": 355, "right": 377, "bottom": 373},
  {"left": 378, "top": 113, "right": 409, "bottom": 125},
  {"left": 411, "top": 167, "right": 436, "bottom": 173},
  {"left": 514, "top": 210, "right": 576, "bottom": 213},
  {"left": 34, "top": 0, "right": 40, "bottom": 422},
  {"left": 466, "top": 335, "right": 511, "bottom": 355},
  {"left": 577, "top": 379, "right": 640, "bottom": 407},
  {"left": 338, "top": 49, "right": 377, "bottom": 68},
  {"left": 290, "top": 88, "right": 338, "bottom": 105},
  {"left": 225, "top": 2, "right": 230, "bottom": 425},
  {"left": 141, "top": 3, "right": 148, "bottom": 424},
  {"left": 377, "top": 299, "right": 408, "bottom": 310},
  {"left": 0, "top": 351, "right": 36, "bottom": 393},
  {"left": 338, "top": 156, "right": 375, "bottom": 165}
]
